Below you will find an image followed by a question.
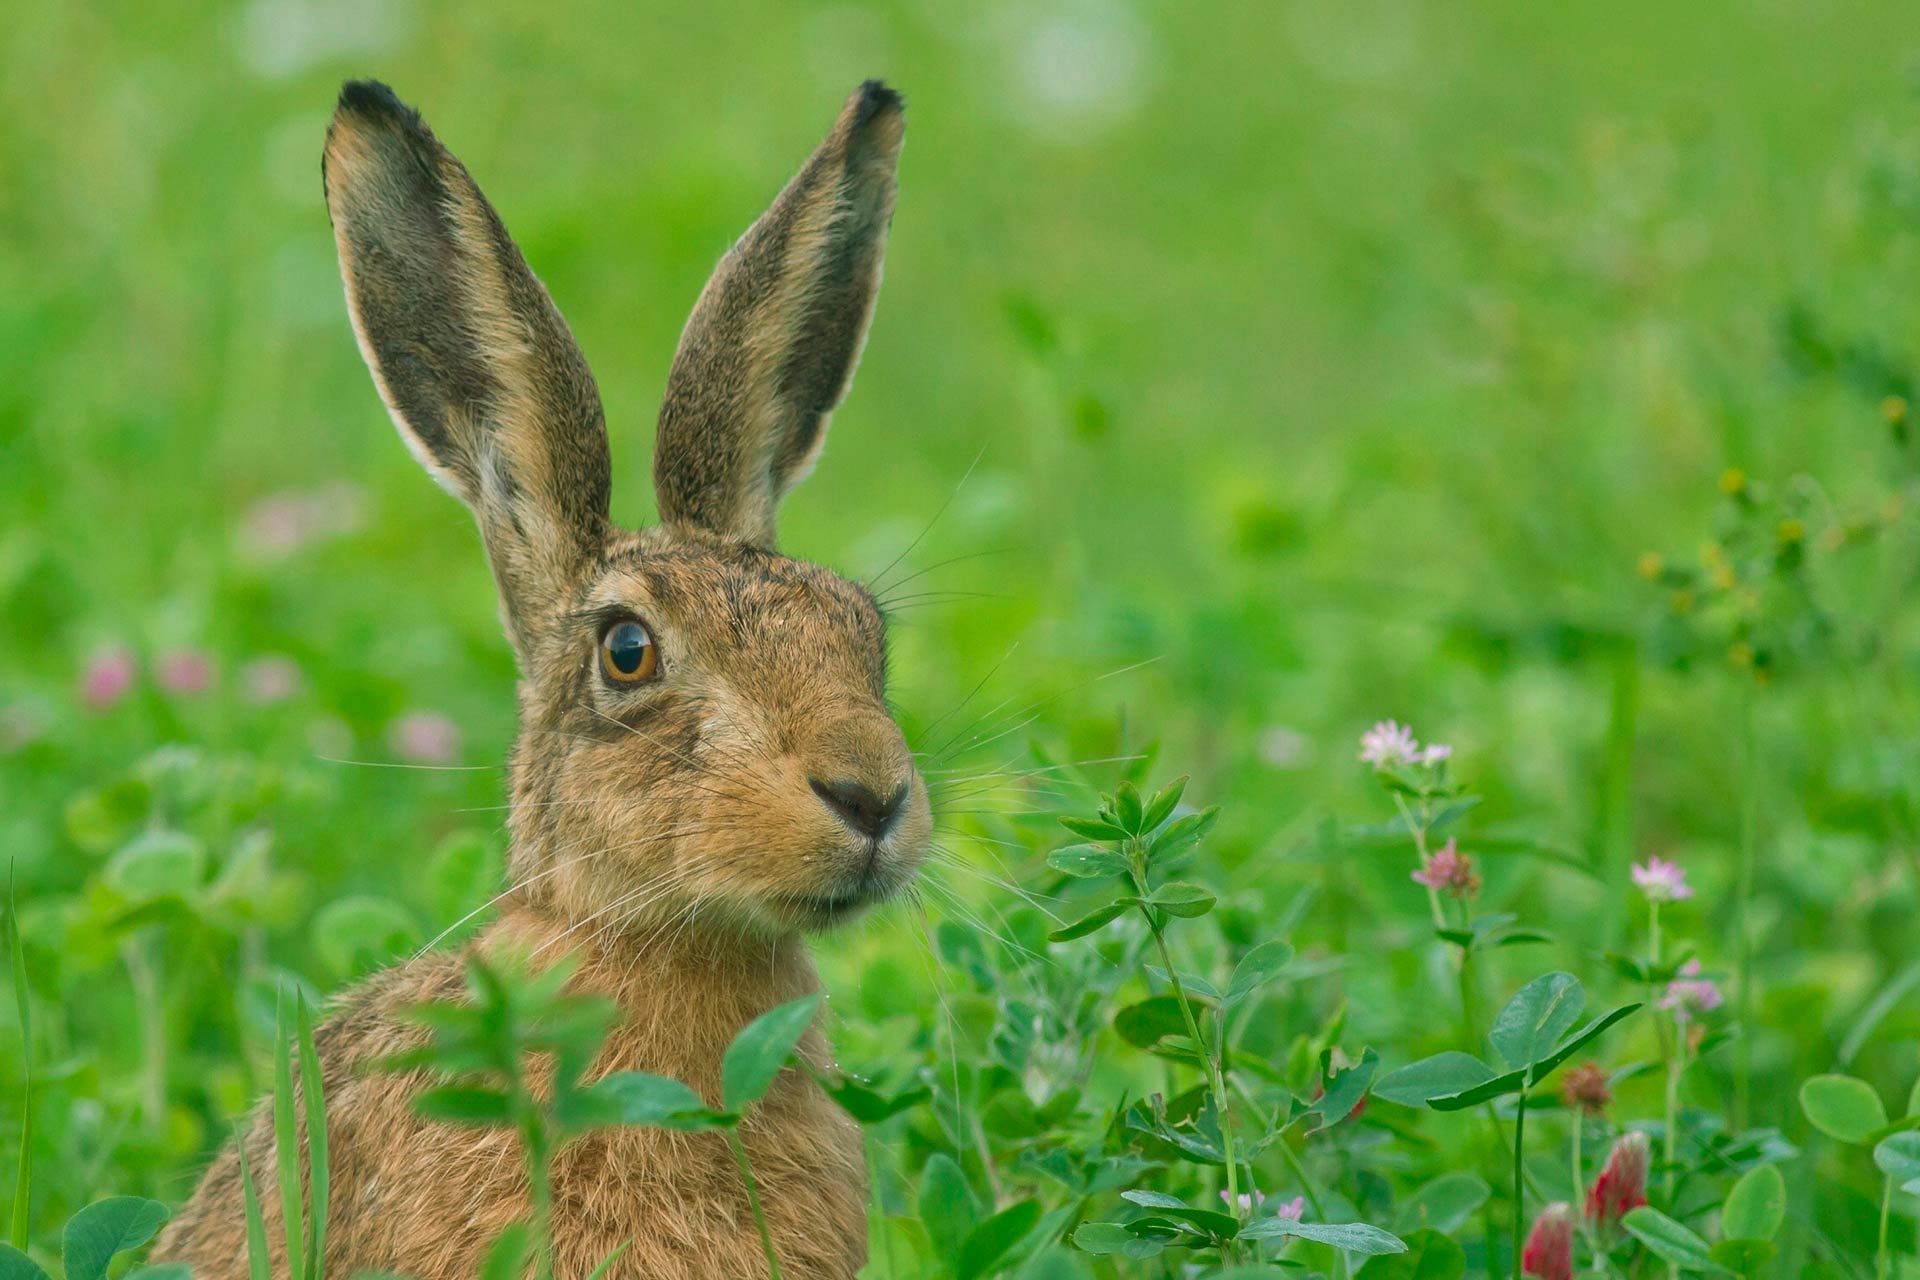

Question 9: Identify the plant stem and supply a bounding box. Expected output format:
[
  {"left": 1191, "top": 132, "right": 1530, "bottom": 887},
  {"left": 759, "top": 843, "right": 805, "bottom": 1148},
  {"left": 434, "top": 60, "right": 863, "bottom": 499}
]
[
  {"left": 1149, "top": 922, "right": 1240, "bottom": 1207},
  {"left": 1393, "top": 794, "right": 1446, "bottom": 929},
  {"left": 1512, "top": 1087, "right": 1529, "bottom": 1280},
  {"left": 123, "top": 935, "right": 166, "bottom": 1125},
  {"left": 522, "top": 1112, "right": 555, "bottom": 1280},
  {"left": 1734, "top": 689, "right": 1757, "bottom": 1131},
  {"left": 728, "top": 1127, "right": 784, "bottom": 1280},
  {"left": 1877, "top": 1173, "right": 1892, "bottom": 1280},
  {"left": 1570, "top": 1115, "right": 1583, "bottom": 1224}
]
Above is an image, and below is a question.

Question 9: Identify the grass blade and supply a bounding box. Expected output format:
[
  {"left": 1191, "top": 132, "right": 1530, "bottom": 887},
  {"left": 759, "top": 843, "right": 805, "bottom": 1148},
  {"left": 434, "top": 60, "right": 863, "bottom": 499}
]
[
  {"left": 296, "top": 996, "right": 327, "bottom": 1280},
  {"left": 272, "top": 995, "right": 304, "bottom": 1278},
  {"left": 6, "top": 871, "right": 30, "bottom": 1250},
  {"left": 234, "top": 1126, "right": 269, "bottom": 1280}
]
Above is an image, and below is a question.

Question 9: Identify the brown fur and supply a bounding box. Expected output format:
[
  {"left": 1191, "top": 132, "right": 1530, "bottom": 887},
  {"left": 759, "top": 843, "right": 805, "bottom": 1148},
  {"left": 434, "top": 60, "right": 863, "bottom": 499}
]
[{"left": 156, "top": 79, "right": 917, "bottom": 1279}]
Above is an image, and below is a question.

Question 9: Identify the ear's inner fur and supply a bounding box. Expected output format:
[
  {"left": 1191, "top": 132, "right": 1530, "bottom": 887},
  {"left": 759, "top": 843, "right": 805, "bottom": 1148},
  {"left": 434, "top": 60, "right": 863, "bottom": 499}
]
[
  {"left": 652, "top": 80, "right": 904, "bottom": 548},
  {"left": 323, "top": 80, "right": 611, "bottom": 656}
]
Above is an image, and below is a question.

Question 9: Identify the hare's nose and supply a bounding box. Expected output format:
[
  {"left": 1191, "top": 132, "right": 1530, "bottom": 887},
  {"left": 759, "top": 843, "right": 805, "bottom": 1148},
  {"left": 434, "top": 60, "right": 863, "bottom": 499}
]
[{"left": 810, "top": 776, "right": 909, "bottom": 840}]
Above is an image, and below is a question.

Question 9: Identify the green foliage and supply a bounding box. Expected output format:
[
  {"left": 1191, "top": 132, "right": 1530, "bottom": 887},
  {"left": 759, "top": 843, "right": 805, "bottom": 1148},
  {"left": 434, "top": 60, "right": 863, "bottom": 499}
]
[{"left": 3, "top": 8, "right": 1920, "bottom": 1277}]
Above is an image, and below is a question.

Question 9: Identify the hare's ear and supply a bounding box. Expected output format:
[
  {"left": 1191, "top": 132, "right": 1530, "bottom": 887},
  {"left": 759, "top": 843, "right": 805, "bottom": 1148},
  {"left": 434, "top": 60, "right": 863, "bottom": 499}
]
[
  {"left": 653, "top": 81, "right": 904, "bottom": 547},
  {"left": 323, "top": 81, "right": 611, "bottom": 657}
]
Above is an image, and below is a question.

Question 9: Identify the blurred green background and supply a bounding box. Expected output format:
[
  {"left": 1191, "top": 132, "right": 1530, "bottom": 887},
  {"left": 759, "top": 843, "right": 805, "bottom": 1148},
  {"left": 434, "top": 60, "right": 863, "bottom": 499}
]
[{"left": 3, "top": 0, "right": 1920, "bottom": 1251}]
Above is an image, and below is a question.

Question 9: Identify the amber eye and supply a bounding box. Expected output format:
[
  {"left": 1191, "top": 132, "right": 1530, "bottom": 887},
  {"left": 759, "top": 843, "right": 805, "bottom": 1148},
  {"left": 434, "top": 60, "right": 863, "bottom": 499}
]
[{"left": 599, "top": 620, "right": 659, "bottom": 684}]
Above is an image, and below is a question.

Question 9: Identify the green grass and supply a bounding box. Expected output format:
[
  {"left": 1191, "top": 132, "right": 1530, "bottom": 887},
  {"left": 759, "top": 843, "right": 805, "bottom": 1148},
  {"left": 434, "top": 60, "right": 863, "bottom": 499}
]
[{"left": 2, "top": 1, "right": 1920, "bottom": 1276}]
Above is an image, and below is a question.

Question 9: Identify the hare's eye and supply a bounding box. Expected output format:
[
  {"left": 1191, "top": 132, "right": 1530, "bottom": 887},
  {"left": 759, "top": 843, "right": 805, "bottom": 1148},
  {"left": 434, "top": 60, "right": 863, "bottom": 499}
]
[{"left": 599, "top": 620, "right": 658, "bottom": 685}]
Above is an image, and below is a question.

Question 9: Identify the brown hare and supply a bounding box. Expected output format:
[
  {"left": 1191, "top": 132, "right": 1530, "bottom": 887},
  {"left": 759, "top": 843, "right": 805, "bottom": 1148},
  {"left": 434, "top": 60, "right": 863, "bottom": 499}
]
[{"left": 155, "top": 78, "right": 926, "bottom": 1280}]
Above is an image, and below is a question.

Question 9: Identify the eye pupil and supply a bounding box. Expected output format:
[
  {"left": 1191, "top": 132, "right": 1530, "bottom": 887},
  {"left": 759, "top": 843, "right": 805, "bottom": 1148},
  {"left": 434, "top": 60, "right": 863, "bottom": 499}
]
[{"left": 600, "top": 621, "right": 657, "bottom": 682}]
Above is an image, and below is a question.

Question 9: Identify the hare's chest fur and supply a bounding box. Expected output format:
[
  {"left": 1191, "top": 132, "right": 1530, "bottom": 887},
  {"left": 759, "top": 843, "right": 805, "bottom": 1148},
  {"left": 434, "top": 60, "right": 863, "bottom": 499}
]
[{"left": 158, "top": 929, "right": 869, "bottom": 1280}]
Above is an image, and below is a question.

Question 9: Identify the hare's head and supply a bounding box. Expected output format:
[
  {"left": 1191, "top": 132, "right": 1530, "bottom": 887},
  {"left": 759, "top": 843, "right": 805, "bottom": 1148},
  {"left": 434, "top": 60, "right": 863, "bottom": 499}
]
[{"left": 322, "top": 80, "right": 929, "bottom": 938}]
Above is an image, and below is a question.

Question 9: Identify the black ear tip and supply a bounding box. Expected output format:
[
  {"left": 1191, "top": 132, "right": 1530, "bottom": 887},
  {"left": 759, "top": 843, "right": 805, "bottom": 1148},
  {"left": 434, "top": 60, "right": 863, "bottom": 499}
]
[
  {"left": 335, "top": 79, "right": 421, "bottom": 127},
  {"left": 852, "top": 79, "right": 904, "bottom": 121}
]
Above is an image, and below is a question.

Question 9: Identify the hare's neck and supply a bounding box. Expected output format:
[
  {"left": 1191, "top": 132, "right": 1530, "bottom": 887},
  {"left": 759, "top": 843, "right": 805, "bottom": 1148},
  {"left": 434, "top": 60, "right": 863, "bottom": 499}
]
[{"left": 480, "top": 908, "right": 821, "bottom": 1090}]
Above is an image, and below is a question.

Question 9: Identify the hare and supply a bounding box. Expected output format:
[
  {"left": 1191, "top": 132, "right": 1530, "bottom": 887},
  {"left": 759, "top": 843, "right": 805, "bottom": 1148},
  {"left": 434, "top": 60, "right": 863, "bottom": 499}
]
[{"left": 155, "top": 78, "right": 926, "bottom": 1280}]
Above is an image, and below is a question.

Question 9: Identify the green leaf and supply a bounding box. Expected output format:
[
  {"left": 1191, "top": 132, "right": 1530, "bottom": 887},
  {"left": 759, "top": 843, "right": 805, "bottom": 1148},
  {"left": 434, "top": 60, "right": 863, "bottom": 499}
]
[
  {"left": 1428, "top": 1004, "right": 1641, "bottom": 1109},
  {"left": 295, "top": 996, "right": 328, "bottom": 1280},
  {"left": 1709, "top": 1239, "right": 1776, "bottom": 1276},
  {"left": 1874, "top": 1131, "right": 1920, "bottom": 1192},
  {"left": 121, "top": 1266, "right": 191, "bottom": 1280},
  {"left": 1148, "top": 881, "right": 1216, "bottom": 918},
  {"left": 1304, "top": 1049, "right": 1379, "bottom": 1128},
  {"left": 236, "top": 1133, "right": 270, "bottom": 1280},
  {"left": 7, "top": 875, "right": 33, "bottom": 1253},
  {"left": 1047, "top": 845, "right": 1130, "bottom": 878},
  {"left": 311, "top": 897, "right": 419, "bottom": 981},
  {"left": 1148, "top": 807, "right": 1220, "bottom": 861},
  {"left": 582, "top": 1240, "right": 630, "bottom": 1280},
  {"left": 1238, "top": 1219, "right": 1407, "bottom": 1255},
  {"left": 61, "top": 1198, "right": 170, "bottom": 1280},
  {"left": 1800, "top": 1074, "right": 1889, "bottom": 1144},
  {"left": 1226, "top": 941, "right": 1294, "bottom": 1006},
  {"left": 272, "top": 998, "right": 305, "bottom": 1280},
  {"left": 822, "top": 1076, "right": 930, "bottom": 1124},
  {"left": 957, "top": 1199, "right": 1042, "bottom": 1279},
  {"left": 414, "top": 1086, "right": 514, "bottom": 1126},
  {"left": 721, "top": 994, "right": 822, "bottom": 1112},
  {"left": 1143, "top": 777, "right": 1188, "bottom": 832},
  {"left": 1621, "top": 1207, "right": 1723, "bottom": 1272},
  {"left": 1393, "top": 1173, "right": 1489, "bottom": 1235},
  {"left": 0, "top": 1245, "right": 51, "bottom": 1280},
  {"left": 1374, "top": 1053, "right": 1496, "bottom": 1107},
  {"left": 1113, "top": 782, "right": 1144, "bottom": 833},
  {"left": 1114, "top": 995, "right": 1198, "bottom": 1048},
  {"left": 1908, "top": 1077, "right": 1920, "bottom": 1118},
  {"left": 1049, "top": 899, "right": 1134, "bottom": 942},
  {"left": 480, "top": 1222, "right": 530, "bottom": 1280},
  {"left": 1070, "top": 1223, "right": 1165, "bottom": 1259},
  {"left": 919, "top": 1155, "right": 977, "bottom": 1260},
  {"left": 1119, "top": 1190, "right": 1239, "bottom": 1238},
  {"left": 1059, "top": 816, "right": 1130, "bottom": 842},
  {"left": 1354, "top": 1229, "right": 1466, "bottom": 1280},
  {"left": 103, "top": 830, "right": 206, "bottom": 901},
  {"left": 1720, "top": 1165, "right": 1785, "bottom": 1241},
  {"left": 577, "top": 1071, "right": 724, "bottom": 1132},
  {"left": 1489, "top": 972, "right": 1584, "bottom": 1071}
]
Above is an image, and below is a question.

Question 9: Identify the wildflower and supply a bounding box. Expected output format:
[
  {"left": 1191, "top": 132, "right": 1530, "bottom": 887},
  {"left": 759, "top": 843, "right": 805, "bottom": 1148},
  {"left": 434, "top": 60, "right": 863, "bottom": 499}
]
[
  {"left": 240, "top": 655, "right": 303, "bottom": 705},
  {"left": 157, "top": 650, "right": 215, "bottom": 696},
  {"left": 1630, "top": 855, "right": 1693, "bottom": 903},
  {"left": 1658, "top": 959, "right": 1723, "bottom": 1023},
  {"left": 1719, "top": 467, "right": 1747, "bottom": 496},
  {"left": 388, "top": 711, "right": 462, "bottom": 765},
  {"left": 239, "top": 483, "right": 366, "bottom": 562},
  {"left": 1559, "top": 1060, "right": 1611, "bottom": 1116},
  {"left": 1358, "top": 720, "right": 1418, "bottom": 769},
  {"left": 1883, "top": 395, "right": 1909, "bottom": 425},
  {"left": 1584, "top": 1131, "right": 1649, "bottom": 1225},
  {"left": 80, "top": 647, "right": 138, "bottom": 712},
  {"left": 1417, "top": 742, "right": 1453, "bottom": 764},
  {"left": 1411, "top": 839, "right": 1480, "bottom": 899},
  {"left": 1637, "top": 551, "right": 1664, "bottom": 580},
  {"left": 1257, "top": 725, "right": 1312, "bottom": 769},
  {"left": 1220, "top": 1189, "right": 1263, "bottom": 1214},
  {"left": 1521, "top": 1202, "right": 1574, "bottom": 1280},
  {"left": 1273, "top": 1195, "right": 1305, "bottom": 1222}
]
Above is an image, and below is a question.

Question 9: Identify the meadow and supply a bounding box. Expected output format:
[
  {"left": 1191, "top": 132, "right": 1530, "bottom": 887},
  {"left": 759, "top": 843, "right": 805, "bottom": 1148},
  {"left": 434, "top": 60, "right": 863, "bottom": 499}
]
[{"left": 3, "top": 1, "right": 1920, "bottom": 1276}]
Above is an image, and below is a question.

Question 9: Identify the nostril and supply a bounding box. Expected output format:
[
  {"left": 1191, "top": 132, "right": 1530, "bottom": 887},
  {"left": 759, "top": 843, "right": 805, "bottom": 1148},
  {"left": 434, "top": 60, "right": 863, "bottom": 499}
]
[{"left": 810, "top": 776, "right": 909, "bottom": 840}]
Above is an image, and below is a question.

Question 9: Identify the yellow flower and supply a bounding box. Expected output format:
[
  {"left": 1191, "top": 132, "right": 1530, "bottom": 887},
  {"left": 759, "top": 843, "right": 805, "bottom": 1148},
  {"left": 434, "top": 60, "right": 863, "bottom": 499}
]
[
  {"left": 1711, "top": 565, "right": 1737, "bottom": 591},
  {"left": 1637, "top": 552, "right": 1664, "bottom": 580},
  {"left": 1719, "top": 467, "right": 1747, "bottom": 495},
  {"left": 1883, "top": 395, "right": 1909, "bottom": 425},
  {"left": 1729, "top": 641, "right": 1754, "bottom": 668},
  {"left": 1776, "top": 518, "right": 1804, "bottom": 543}
]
